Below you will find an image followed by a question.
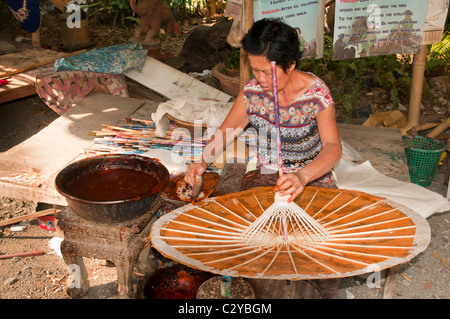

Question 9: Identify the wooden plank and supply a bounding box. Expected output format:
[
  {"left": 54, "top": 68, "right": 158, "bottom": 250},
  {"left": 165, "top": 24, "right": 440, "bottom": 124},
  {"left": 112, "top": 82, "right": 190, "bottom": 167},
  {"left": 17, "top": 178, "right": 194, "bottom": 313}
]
[
  {"left": 0, "top": 49, "right": 85, "bottom": 78},
  {"left": 0, "top": 93, "right": 146, "bottom": 205},
  {"left": 383, "top": 266, "right": 401, "bottom": 299},
  {"left": 0, "top": 76, "right": 36, "bottom": 104},
  {"left": 0, "top": 48, "right": 61, "bottom": 77},
  {"left": 125, "top": 56, "right": 232, "bottom": 102},
  {"left": 337, "top": 123, "right": 409, "bottom": 182}
]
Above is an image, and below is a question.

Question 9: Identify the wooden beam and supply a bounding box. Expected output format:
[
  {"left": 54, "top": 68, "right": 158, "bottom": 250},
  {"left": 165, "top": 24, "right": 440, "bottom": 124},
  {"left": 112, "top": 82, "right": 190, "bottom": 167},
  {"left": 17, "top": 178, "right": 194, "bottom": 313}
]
[{"left": 239, "top": 0, "right": 253, "bottom": 91}]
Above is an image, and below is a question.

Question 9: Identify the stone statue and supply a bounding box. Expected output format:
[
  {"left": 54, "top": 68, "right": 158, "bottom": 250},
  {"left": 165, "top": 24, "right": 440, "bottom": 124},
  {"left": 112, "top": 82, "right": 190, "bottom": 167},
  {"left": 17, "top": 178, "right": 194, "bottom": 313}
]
[{"left": 129, "top": 0, "right": 175, "bottom": 45}]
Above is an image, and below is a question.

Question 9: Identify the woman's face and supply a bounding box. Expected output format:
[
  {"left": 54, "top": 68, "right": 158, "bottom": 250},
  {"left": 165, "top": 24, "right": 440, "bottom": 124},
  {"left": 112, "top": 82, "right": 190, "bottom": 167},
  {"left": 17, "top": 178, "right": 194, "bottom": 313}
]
[{"left": 248, "top": 54, "right": 288, "bottom": 93}]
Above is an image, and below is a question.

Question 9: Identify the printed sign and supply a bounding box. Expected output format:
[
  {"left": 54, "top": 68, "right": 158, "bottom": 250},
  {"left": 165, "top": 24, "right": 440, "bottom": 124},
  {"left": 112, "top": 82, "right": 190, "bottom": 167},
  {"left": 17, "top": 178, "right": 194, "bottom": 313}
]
[
  {"left": 333, "top": 0, "right": 430, "bottom": 60},
  {"left": 423, "top": 0, "right": 449, "bottom": 44},
  {"left": 253, "top": 0, "right": 322, "bottom": 59}
]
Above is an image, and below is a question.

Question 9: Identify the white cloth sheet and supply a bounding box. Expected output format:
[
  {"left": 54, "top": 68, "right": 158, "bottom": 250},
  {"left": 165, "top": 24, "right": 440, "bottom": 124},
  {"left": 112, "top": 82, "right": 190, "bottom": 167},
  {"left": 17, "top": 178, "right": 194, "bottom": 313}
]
[
  {"left": 334, "top": 159, "right": 450, "bottom": 218},
  {"left": 151, "top": 96, "right": 233, "bottom": 137}
]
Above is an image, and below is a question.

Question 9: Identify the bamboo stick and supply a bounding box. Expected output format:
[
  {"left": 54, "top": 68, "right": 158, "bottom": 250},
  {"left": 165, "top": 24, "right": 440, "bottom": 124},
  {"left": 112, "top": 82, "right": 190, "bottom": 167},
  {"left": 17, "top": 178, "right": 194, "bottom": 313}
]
[
  {"left": 0, "top": 250, "right": 45, "bottom": 260},
  {"left": 426, "top": 117, "right": 450, "bottom": 139}
]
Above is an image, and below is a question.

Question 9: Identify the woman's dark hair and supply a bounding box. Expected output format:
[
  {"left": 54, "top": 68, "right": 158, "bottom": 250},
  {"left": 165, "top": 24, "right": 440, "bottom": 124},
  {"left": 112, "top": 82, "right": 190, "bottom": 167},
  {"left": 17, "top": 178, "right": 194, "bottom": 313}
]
[{"left": 241, "top": 18, "right": 302, "bottom": 72}]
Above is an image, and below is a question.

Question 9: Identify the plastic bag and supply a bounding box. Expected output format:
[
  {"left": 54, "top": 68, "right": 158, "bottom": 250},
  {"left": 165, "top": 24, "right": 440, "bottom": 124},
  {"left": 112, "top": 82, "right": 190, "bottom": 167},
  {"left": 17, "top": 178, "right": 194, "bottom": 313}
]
[{"left": 226, "top": 1, "right": 245, "bottom": 48}]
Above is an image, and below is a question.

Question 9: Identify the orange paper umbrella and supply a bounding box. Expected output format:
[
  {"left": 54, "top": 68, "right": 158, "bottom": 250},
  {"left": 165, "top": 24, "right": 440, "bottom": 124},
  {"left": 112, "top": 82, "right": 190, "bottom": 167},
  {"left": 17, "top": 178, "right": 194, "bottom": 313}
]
[{"left": 150, "top": 186, "right": 430, "bottom": 280}]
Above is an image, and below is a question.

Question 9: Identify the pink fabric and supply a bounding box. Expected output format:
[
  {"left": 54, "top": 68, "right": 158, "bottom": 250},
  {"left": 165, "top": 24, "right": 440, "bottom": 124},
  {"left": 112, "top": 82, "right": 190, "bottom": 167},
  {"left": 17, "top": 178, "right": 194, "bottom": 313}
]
[{"left": 35, "top": 71, "right": 129, "bottom": 115}]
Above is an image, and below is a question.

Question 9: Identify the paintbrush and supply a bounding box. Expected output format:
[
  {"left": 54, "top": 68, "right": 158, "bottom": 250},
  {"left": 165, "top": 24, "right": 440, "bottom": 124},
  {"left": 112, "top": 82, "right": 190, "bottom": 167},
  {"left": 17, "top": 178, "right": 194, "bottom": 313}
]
[{"left": 191, "top": 174, "right": 204, "bottom": 203}]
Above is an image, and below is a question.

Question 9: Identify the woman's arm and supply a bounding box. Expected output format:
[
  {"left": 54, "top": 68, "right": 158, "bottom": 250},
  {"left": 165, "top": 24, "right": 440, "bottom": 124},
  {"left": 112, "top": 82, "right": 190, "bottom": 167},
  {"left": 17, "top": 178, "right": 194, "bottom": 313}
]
[
  {"left": 275, "top": 106, "right": 342, "bottom": 201},
  {"left": 185, "top": 91, "right": 250, "bottom": 186}
]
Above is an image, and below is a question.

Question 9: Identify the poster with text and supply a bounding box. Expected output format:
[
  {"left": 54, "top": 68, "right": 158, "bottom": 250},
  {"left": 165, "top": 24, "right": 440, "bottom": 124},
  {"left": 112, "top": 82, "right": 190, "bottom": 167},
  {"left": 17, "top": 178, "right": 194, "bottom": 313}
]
[
  {"left": 423, "top": 0, "right": 449, "bottom": 44},
  {"left": 333, "top": 0, "right": 429, "bottom": 60},
  {"left": 253, "top": 0, "right": 321, "bottom": 58}
]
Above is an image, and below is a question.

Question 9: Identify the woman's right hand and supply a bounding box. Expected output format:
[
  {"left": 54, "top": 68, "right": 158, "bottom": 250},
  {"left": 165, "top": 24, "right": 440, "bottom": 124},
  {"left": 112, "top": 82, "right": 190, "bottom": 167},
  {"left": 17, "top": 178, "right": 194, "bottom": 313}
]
[{"left": 184, "top": 162, "right": 207, "bottom": 187}]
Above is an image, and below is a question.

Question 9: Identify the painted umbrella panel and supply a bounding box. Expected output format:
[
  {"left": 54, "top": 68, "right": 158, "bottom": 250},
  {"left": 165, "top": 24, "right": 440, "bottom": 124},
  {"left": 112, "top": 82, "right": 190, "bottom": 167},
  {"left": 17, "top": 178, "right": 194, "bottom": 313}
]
[{"left": 151, "top": 186, "right": 431, "bottom": 280}]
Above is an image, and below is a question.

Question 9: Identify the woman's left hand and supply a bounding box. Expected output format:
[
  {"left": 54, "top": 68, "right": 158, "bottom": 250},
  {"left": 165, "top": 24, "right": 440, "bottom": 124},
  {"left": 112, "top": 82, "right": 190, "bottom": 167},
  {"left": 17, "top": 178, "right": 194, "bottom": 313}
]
[{"left": 275, "top": 172, "right": 307, "bottom": 202}]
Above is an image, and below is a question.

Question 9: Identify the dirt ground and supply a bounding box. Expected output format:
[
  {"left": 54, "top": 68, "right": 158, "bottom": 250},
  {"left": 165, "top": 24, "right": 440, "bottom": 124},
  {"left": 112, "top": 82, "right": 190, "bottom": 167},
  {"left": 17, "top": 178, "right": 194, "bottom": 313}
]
[{"left": 0, "top": 9, "right": 449, "bottom": 300}]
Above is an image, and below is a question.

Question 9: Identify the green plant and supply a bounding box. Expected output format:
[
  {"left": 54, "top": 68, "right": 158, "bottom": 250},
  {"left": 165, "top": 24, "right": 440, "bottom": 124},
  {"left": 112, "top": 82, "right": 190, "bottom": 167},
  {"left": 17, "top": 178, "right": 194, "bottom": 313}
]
[
  {"left": 426, "top": 31, "right": 450, "bottom": 77},
  {"left": 224, "top": 47, "right": 240, "bottom": 71},
  {"left": 164, "top": 0, "right": 207, "bottom": 22},
  {"left": 81, "top": 0, "right": 136, "bottom": 26}
]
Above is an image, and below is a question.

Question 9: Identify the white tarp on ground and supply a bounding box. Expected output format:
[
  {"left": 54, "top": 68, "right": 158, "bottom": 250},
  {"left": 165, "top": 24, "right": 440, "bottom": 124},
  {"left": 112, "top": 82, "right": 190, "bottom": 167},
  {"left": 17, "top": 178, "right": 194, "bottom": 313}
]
[{"left": 334, "top": 158, "right": 450, "bottom": 219}]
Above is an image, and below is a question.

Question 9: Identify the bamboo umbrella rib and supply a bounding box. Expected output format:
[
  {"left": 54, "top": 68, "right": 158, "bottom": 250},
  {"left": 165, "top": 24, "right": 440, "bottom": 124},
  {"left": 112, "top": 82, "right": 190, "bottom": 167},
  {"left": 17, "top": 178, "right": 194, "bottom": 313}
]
[
  {"left": 328, "top": 216, "right": 412, "bottom": 234},
  {"left": 160, "top": 236, "right": 241, "bottom": 243},
  {"left": 262, "top": 245, "right": 283, "bottom": 274},
  {"left": 294, "top": 243, "right": 370, "bottom": 266},
  {"left": 313, "top": 244, "right": 393, "bottom": 259},
  {"left": 185, "top": 245, "right": 256, "bottom": 257},
  {"left": 172, "top": 243, "right": 247, "bottom": 249},
  {"left": 329, "top": 225, "right": 416, "bottom": 238},
  {"left": 169, "top": 220, "right": 242, "bottom": 236},
  {"left": 286, "top": 242, "right": 299, "bottom": 274},
  {"left": 316, "top": 195, "right": 364, "bottom": 222},
  {"left": 290, "top": 213, "right": 318, "bottom": 247},
  {"left": 302, "top": 189, "right": 318, "bottom": 213},
  {"left": 292, "top": 211, "right": 328, "bottom": 242},
  {"left": 160, "top": 227, "right": 241, "bottom": 240},
  {"left": 244, "top": 210, "right": 279, "bottom": 247},
  {"left": 251, "top": 190, "right": 267, "bottom": 214},
  {"left": 179, "top": 212, "right": 244, "bottom": 232},
  {"left": 212, "top": 201, "right": 252, "bottom": 225},
  {"left": 327, "top": 234, "right": 415, "bottom": 241},
  {"left": 228, "top": 249, "right": 276, "bottom": 271},
  {"left": 322, "top": 242, "right": 411, "bottom": 250},
  {"left": 231, "top": 195, "right": 258, "bottom": 220},
  {"left": 290, "top": 214, "right": 312, "bottom": 247},
  {"left": 321, "top": 200, "right": 383, "bottom": 227},
  {"left": 311, "top": 191, "right": 343, "bottom": 218},
  {"left": 194, "top": 206, "right": 248, "bottom": 229},
  {"left": 206, "top": 246, "right": 274, "bottom": 267},
  {"left": 326, "top": 208, "right": 401, "bottom": 231},
  {"left": 292, "top": 245, "right": 338, "bottom": 273}
]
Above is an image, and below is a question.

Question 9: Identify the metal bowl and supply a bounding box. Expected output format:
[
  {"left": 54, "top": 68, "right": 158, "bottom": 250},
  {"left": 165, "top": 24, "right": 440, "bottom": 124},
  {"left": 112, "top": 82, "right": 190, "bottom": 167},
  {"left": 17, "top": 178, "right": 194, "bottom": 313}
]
[{"left": 55, "top": 154, "right": 169, "bottom": 224}]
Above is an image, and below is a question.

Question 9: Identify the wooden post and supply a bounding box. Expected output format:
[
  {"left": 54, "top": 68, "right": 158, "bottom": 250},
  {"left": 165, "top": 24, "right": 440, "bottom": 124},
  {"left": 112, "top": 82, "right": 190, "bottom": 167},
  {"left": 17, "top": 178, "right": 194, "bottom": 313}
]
[
  {"left": 239, "top": 0, "right": 253, "bottom": 90},
  {"left": 407, "top": 45, "right": 428, "bottom": 127}
]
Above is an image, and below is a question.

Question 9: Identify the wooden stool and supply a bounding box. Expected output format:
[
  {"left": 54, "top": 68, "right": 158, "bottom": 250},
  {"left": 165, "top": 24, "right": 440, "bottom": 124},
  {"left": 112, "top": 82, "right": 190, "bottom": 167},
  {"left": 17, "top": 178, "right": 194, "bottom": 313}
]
[{"left": 56, "top": 206, "right": 158, "bottom": 298}]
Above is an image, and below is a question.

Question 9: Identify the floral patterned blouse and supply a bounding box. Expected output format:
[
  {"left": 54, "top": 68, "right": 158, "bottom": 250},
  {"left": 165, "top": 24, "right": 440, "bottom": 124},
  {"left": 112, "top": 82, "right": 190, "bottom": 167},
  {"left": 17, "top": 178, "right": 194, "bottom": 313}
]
[{"left": 243, "top": 73, "right": 336, "bottom": 184}]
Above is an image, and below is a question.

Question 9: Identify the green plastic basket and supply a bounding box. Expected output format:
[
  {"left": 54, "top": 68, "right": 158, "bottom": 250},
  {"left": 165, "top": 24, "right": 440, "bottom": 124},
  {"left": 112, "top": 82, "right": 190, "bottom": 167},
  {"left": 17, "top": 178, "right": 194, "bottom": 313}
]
[{"left": 403, "top": 135, "right": 445, "bottom": 187}]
